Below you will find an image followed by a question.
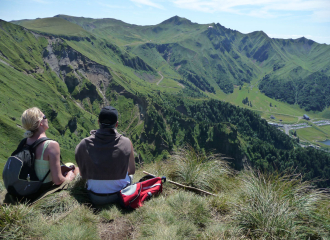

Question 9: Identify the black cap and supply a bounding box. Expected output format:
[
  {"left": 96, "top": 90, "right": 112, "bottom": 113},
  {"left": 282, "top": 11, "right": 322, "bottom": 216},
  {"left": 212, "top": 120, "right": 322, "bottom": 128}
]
[{"left": 99, "top": 106, "right": 118, "bottom": 128}]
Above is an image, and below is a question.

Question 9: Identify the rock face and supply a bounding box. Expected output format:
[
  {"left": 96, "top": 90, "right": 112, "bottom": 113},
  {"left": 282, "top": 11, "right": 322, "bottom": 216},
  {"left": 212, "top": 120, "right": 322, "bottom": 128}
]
[
  {"left": 43, "top": 38, "right": 111, "bottom": 106},
  {"left": 42, "top": 37, "right": 150, "bottom": 126}
]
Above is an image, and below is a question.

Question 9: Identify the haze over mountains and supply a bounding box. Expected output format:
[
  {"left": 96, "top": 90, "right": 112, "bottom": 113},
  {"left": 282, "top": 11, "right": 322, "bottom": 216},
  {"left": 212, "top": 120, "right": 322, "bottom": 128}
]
[{"left": 1, "top": 15, "right": 330, "bottom": 187}]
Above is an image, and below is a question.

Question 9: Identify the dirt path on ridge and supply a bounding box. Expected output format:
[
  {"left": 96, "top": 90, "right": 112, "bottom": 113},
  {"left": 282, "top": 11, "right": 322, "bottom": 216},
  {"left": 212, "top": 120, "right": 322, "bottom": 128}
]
[{"left": 156, "top": 72, "right": 164, "bottom": 85}]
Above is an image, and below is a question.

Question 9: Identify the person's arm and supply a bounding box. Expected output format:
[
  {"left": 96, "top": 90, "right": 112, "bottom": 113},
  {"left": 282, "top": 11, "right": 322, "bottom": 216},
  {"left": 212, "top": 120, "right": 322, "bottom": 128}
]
[
  {"left": 48, "top": 141, "right": 75, "bottom": 185},
  {"left": 127, "top": 141, "right": 135, "bottom": 175}
]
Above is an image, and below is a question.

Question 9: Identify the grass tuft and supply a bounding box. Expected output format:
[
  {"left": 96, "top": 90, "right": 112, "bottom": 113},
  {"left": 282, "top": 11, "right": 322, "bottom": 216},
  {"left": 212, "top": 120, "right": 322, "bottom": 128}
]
[
  {"left": 167, "top": 146, "right": 233, "bottom": 192},
  {"left": 1, "top": 149, "right": 330, "bottom": 239},
  {"left": 34, "top": 190, "right": 79, "bottom": 217},
  {"left": 234, "top": 170, "right": 330, "bottom": 239},
  {"left": 0, "top": 204, "right": 46, "bottom": 239}
]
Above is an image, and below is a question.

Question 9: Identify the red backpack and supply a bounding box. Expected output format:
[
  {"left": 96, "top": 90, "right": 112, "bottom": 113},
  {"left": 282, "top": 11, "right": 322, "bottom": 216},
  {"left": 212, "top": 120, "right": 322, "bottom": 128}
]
[{"left": 118, "top": 175, "right": 166, "bottom": 209}]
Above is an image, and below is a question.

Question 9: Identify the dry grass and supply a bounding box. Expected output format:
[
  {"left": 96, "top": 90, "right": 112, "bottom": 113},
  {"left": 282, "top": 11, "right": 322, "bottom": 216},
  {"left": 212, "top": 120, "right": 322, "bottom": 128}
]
[
  {"left": 1, "top": 148, "right": 330, "bottom": 239},
  {"left": 234, "top": 170, "right": 330, "bottom": 239},
  {"left": 165, "top": 146, "right": 234, "bottom": 193}
]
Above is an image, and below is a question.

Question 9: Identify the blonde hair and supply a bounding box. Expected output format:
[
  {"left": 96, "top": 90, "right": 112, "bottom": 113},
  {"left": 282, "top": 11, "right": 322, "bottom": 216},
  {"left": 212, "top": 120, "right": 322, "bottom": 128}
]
[{"left": 21, "top": 107, "right": 43, "bottom": 138}]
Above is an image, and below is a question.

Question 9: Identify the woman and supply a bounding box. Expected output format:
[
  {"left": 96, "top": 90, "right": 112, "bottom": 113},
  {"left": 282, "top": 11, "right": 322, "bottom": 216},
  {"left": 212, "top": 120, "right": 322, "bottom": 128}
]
[{"left": 21, "top": 107, "right": 79, "bottom": 187}]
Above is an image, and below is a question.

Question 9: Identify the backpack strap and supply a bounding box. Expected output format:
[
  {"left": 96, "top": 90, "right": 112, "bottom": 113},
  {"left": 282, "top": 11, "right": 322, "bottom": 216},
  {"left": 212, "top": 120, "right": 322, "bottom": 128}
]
[
  {"left": 30, "top": 138, "right": 64, "bottom": 164},
  {"left": 40, "top": 140, "right": 51, "bottom": 160},
  {"left": 11, "top": 138, "right": 28, "bottom": 156},
  {"left": 30, "top": 137, "right": 52, "bottom": 150},
  {"left": 40, "top": 169, "right": 51, "bottom": 183},
  {"left": 60, "top": 155, "right": 65, "bottom": 166}
]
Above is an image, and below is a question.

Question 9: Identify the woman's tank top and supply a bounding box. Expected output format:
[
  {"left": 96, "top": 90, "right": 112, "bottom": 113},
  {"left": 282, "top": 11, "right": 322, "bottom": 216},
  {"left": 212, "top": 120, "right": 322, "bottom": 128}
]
[{"left": 34, "top": 140, "right": 52, "bottom": 183}]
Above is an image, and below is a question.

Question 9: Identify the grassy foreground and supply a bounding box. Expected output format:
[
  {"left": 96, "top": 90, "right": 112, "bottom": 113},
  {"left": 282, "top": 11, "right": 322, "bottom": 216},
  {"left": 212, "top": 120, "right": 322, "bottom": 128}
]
[{"left": 1, "top": 148, "right": 330, "bottom": 239}]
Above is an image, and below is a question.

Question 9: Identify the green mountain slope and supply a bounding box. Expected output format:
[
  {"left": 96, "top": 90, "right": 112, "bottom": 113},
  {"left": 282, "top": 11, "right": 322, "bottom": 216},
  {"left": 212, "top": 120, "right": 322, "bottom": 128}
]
[
  {"left": 3, "top": 17, "right": 330, "bottom": 187},
  {"left": 11, "top": 17, "right": 91, "bottom": 38},
  {"left": 0, "top": 20, "right": 98, "bottom": 169},
  {"left": 38, "top": 15, "right": 329, "bottom": 108}
]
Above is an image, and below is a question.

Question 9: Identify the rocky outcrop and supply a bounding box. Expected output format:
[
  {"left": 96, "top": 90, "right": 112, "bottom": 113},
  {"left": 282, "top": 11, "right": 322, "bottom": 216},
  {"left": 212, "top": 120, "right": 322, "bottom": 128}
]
[
  {"left": 120, "top": 52, "right": 156, "bottom": 73},
  {"left": 43, "top": 38, "right": 111, "bottom": 105},
  {"left": 43, "top": 37, "right": 148, "bottom": 131}
]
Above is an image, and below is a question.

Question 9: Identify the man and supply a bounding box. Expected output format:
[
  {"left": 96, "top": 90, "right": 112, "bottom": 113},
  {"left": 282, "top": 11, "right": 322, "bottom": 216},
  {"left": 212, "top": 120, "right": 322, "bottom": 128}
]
[{"left": 75, "top": 106, "right": 135, "bottom": 205}]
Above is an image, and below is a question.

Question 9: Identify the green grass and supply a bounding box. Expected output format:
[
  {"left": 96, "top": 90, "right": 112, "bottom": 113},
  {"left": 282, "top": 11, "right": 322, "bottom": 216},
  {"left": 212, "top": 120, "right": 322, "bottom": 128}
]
[
  {"left": 261, "top": 113, "right": 298, "bottom": 123},
  {"left": 296, "top": 125, "right": 330, "bottom": 143},
  {"left": 13, "top": 17, "right": 91, "bottom": 37},
  {"left": 234, "top": 170, "right": 330, "bottom": 239},
  {"left": 221, "top": 83, "right": 316, "bottom": 118},
  {"left": 1, "top": 147, "right": 330, "bottom": 239},
  {"left": 320, "top": 125, "right": 330, "bottom": 134},
  {"left": 166, "top": 146, "right": 232, "bottom": 192}
]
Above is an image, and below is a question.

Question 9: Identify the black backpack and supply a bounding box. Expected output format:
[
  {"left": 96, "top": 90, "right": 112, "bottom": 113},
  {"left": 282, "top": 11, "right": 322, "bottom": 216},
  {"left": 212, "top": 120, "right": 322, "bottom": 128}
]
[{"left": 2, "top": 137, "right": 51, "bottom": 197}]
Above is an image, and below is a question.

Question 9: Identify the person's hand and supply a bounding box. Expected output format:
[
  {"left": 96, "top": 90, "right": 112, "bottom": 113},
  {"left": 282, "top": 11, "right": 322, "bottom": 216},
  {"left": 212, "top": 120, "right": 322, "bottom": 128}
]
[
  {"left": 65, "top": 170, "right": 75, "bottom": 181},
  {"left": 61, "top": 165, "right": 75, "bottom": 174}
]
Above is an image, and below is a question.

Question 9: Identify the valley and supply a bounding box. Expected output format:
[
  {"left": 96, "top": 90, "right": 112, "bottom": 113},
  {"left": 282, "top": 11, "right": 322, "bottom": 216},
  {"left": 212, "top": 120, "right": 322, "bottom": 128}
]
[
  {"left": 1, "top": 15, "right": 330, "bottom": 189},
  {"left": 1, "top": 12, "right": 330, "bottom": 238}
]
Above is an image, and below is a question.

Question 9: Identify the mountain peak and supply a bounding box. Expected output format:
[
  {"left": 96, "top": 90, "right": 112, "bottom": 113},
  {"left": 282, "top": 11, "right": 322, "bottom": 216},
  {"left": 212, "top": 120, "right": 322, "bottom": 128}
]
[{"left": 160, "top": 16, "right": 193, "bottom": 25}]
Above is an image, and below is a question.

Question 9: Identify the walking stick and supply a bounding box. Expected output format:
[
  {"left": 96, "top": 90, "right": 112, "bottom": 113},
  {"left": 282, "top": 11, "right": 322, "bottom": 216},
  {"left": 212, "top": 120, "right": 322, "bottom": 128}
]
[{"left": 143, "top": 171, "right": 217, "bottom": 197}]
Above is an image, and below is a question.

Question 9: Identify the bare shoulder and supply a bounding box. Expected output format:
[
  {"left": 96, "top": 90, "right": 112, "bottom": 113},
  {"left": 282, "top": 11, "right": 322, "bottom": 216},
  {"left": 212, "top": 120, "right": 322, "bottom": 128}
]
[
  {"left": 48, "top": 140, "right": 60, "bottom": 148},
  {"left": 47, "top": 140, "right": 60, "bottom": 153}
]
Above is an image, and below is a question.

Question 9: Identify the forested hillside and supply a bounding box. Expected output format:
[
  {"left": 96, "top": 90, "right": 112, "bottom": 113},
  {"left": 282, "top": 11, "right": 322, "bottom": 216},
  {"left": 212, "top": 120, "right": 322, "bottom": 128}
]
[
  {"left": 259, "top": 72, "right": 330, "bottom": 111},
  {"left": 1, "top": 16, "right": 330, "bottom": 188}
]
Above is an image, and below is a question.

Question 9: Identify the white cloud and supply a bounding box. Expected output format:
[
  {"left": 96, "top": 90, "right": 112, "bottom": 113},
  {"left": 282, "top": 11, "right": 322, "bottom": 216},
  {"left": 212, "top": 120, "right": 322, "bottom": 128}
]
[
  {"left": 130, "top": 0, "right": 165, "bottom": 9},
  {"left": 171, "top": 0, "right": 330, "bottom": 21}
]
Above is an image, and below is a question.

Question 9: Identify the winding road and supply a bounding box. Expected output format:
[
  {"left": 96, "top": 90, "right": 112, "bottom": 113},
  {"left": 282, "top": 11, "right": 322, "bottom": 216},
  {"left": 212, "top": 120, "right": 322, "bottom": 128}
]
[{"left": 156, "top": 72, "right": 164, "bottom": 85}]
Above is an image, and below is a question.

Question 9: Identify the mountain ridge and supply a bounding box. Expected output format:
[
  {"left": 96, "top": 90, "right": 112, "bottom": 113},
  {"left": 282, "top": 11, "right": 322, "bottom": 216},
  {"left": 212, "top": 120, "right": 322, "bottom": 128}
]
[
  {"left": 8, "top": 15, "right": 330, "bottom": 109},
  {"left": 2, "top": 17, "right": 330, "bottom": 189}
]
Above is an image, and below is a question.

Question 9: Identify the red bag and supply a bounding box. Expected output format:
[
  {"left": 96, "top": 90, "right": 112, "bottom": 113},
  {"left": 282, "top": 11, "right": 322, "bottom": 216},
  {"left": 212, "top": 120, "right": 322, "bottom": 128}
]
[{"left": 118, "top": 176, "right": 166, "bottom": 209}]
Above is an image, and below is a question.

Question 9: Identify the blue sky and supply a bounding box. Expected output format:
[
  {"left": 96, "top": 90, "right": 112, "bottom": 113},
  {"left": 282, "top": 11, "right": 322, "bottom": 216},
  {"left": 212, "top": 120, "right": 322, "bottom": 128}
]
[{"left": 1, "top": 0, "right": 330, "bottom": 44}]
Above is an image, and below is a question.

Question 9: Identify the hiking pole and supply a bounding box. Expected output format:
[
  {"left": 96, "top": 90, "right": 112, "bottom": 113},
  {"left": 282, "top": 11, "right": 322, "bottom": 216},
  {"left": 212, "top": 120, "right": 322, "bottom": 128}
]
[{"left": 143, "top": 171, "right": 217, "bottom": 197}]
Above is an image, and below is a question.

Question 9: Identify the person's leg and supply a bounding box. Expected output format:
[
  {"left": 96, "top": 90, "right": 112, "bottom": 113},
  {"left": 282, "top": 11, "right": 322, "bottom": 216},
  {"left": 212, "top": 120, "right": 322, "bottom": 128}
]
[{"left": 88, "top": 192, "right": 119, "bottom": 206}]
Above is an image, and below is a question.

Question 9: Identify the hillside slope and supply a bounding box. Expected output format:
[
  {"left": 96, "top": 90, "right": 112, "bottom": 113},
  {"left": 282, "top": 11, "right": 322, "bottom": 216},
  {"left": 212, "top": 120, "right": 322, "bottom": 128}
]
[
  {"left": 2, "top": 19, "right": 330, "bottom": 187},
  {"left": 52, "top": 15, "right": 330, "bottom": 95},
  {"left": 1, "top": 151, "right": 330, "bottom": 239}
]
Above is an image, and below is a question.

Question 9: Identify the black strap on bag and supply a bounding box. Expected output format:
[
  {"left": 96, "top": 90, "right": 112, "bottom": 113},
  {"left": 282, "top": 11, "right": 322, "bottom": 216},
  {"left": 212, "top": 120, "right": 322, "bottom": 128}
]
[
  {"left": 11, "top": 138, "right": 28, "bottom": 156},
  {"left": 30, "top": 137, "right": 51, "bottom": 149},
  {"left": 16, "top": 137, "right": 52, "bottom": 181}
]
